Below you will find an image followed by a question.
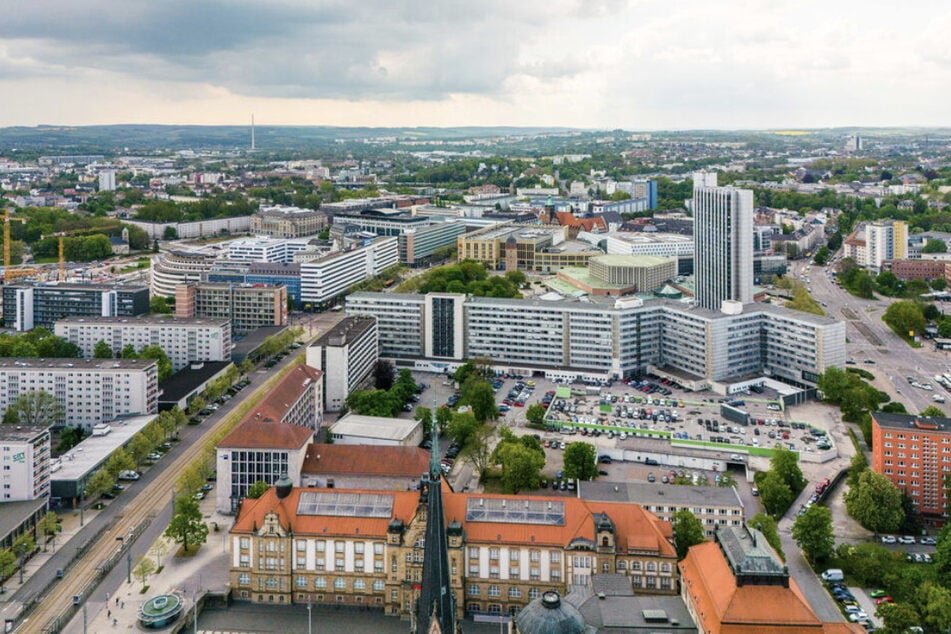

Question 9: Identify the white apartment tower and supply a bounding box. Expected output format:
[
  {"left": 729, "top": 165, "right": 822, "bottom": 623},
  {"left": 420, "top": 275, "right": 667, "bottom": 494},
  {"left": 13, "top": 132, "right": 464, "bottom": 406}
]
[
  {"left": 693, "top": 185, "right": 754, "bottom": 311},
  {"left": 0, "top": 425, "right": 52, "bottom": 501}
]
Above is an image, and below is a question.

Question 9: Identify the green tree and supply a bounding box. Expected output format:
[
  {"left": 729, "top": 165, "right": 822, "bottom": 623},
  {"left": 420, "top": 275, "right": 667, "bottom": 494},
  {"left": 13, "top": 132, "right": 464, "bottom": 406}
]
[
  {"left": 758, "top": 471, "right": 795, "bottom": 517},
  {"left": 246, "top": 481, "right": 270, "bottom": 499},
  {"left": 435, "top": 406, "right": 453, "bottom": 435},
  {"left": 563, "top": 442, "right": 597, "bottom": 481},
  {"left": 12, "top": 390, "right": 65, "bottom": 427},
  {"left": 792, "top": 505, "right": 835, "bottom": 564},
  {"left": 770, "top": 447, "right": 806, "bottom": 494},
  {"left": 414, "top": 406, "right": 433, "bottom": 435},
  {"left": 876, "top": 602, "right": 919, "bottom": 634},
  {"left": 525, "top": 403, "right": 546, "bottom": 426},
  {"left": 12, "top": 532, "right": 35, "bottom": 574},
  {"left": 496, "top": 442, "right": 545, "bottom": 494},
  {"left": 883, "top": 300, "right": 926, "bottom": 339},
  {"left": 460, "top": 377, "right": 497, "bottom": 423},
  {"left": 920, "top": 405, "right": 945, "bottom": 418},
  {"left": 104, "top": 448, "right": 136, "bottom": 478},
  {"left": 93, "top": 340, "right": 113, "bottom": 358},
  {"left": 447, "top": 411, "right": 481, "bottom": 448},
  {"left": 847, "top": 449, "right": 868, "bottom": 488},
  {"left": 672, "top": 510, "right": 706, "bottom": 560},
  {"left": 845, "top": 470, "right": 905, "bottom": 533},
  {"left": 120, "top": 344, "right": 139, "bottom": 359},
  {"left": 918, "top": 582, "right": 951, "bottom": 633},
  {"left": 164, "top": 495, "right": 209, "bottom": 553},
  {"left": 922, "top": 238, "right": 947, "bottom": 254},
  {"left": 37, "top": 511, "right": 59, "bottom": 551},
  {"left": 934, "top": 523, "right": 951, "bottom": 588},
  {"left": 133, "top": 554, "right": 157, "bottom": 590},
  {"left": 813, "top": 246, "right": 830, "bottom": 265},
  {"left": 85, "top": 468, "right": 116, "bottom": 499},
  {"left": 188, "top": 396, "right": 207, "bottom": 415},
  {"left": 461, "top": 425, "right": 494, "bottom": 479},
  {"left": 373, "top": 360, "right": 396, "bottom": 390},
  {"left": 56, "top": 425, "right": 85, "bottom": 452},
  {"left": 150, "top": 296, "right": 172, "bottom": 314},
  {"left": 748, "top": 513, "right": 784, "bottom": 560},
  {"left": 127, "top": 434, "right": 153, "bottom": 465},
  {"left": 0, "top": 549, "right": 16, "bottom": 592},
  {"left": 139, "top": 345, "right": 173, "bottom": 382}
]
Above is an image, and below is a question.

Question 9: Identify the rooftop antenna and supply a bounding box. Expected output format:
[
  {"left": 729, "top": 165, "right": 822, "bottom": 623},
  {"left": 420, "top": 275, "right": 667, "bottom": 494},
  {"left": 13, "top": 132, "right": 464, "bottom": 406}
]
[{"left": 251, "top": 114, "right": 256, "bottom": 151}]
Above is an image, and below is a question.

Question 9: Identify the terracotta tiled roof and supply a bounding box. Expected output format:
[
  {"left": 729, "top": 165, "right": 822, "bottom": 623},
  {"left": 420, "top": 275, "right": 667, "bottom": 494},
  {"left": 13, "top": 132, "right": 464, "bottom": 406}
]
[
  {"left": 679, "top": 541, "right": 864, "bottom": 634},
  {"left": 219, "top": 420, "right": 314, "bottom": 450},
  {"left": 239, "top": 364, "right": 322, "bottom": 425},
  {"left": 554, "top": 211, "right": 606, "bottom": 232},
  {"left": 301, "top": 444, "right": 430, "bottom": 477}
]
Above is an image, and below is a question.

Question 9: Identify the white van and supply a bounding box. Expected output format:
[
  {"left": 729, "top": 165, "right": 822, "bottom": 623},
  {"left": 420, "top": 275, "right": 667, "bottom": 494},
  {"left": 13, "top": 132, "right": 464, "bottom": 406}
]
[
  {"left": 820, "top": 569, "right": 843, "bottom": 582},
  {"left": 934, "top": 395, "right": 946, "bottom": 404}
]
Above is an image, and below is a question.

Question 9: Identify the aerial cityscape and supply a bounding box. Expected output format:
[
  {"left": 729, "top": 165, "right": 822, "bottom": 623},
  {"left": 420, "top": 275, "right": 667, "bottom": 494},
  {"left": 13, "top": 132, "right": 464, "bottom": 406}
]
[{"left": 3, "top": 4, "right": 951, "bottom": 634}]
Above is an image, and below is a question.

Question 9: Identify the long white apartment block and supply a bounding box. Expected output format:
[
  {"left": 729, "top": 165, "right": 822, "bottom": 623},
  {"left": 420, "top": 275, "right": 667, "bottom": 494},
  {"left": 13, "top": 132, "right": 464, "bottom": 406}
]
[
  {"left": 300, "top": 236, "right": 398, "bottom": 307},
  {"left": 54, "top": 317, "right": 232, "bottom": 371},
  {"left": 0, "top": 358, "right": 158, "bottom": 431},
  {"left": 346, "top": 292, "right": 845, "bottom": 388}
]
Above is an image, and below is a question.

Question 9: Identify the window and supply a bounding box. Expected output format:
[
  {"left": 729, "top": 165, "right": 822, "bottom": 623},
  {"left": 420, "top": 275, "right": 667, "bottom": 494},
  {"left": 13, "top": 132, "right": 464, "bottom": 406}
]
[
  {"left": 529, "top": 588, "right": 540, "bottom": 600},
  {"left": 617, "top": 560, "right": 626, "bottom": 571},
  {"left": 334, "top": 578, "right": 346, "bottom": 590},
  {"left": 489, "top": 548, "right": 499, "bottom": 560},
  {"left": 468, "top": 547, "right": 479, "bottom": 559},
  {"left": 374, "top": 543, "right": 384, "bottom": 555},
  {"left": 238, "top": 573, "right": 250, "bottom": 585},
  {"left": 296, "top": 540, "right": 307, "bottom": 552},
  {"left": 373, "top": 580, "right": 385, "bottom": 591},
  {"left": 468, "top": 585, "right": 481, "bottom": 596},
  {"left": 530, "top": 550, "right": 540, "bottom": 563},
  {"left": 661, "top": 563, "right": 671, "bottom": 573},
  {"left": 355, "top": 543, "right": 365, "bottom": 554},
  {"left": 509, "top": 566, "right": 520, "bottom": 579},
  {"left": 646, "top": 563, "right": 656, "bottom": 572},
  {"left": 316, "top": 542, "right": 326, "bottom": 553},
  {"left": 239, "top": 554, "right": 250, "bottom": 567},
  {"left": 488, "top": 585, "right": 500, "bottom": 597},
  {"left": 510, "top": 550, "right": 520, "bottom": 562},
  {"left": 240, "top": 538, "right": 250, "bottom": 549},
  {"left": 335, "top": 542, "right": 345, "bottom": 553},
  {"left": 508, "top": 587, "right": 521, "bottom": 599},
  {"left": 315, "top": 577, "right": 327, "bottom": 589},
  {"left": 631, "top": 562, "right": 641, "bottom": 571},
  {"left": 354, "top": 579, "right": 366, "bottom": 590},
  {"left": 296, "top": 576, "right": 307, "bottom": 588}
]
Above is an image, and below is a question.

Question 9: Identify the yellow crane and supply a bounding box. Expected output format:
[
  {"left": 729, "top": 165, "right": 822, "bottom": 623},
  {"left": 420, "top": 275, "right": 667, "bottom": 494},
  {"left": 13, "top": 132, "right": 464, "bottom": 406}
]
[{"left": 1, "top": 210, "right": 28, "bottom": 283}]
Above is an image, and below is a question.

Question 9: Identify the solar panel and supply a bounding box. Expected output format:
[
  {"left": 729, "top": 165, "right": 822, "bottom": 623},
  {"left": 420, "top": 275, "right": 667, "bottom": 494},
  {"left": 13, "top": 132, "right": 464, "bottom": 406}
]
[
  {"left": 297, "top": 492, "right": 394, "bottom": 518},
  {"left": 465, "top": 498, "right": 565, "bottom": 525}
]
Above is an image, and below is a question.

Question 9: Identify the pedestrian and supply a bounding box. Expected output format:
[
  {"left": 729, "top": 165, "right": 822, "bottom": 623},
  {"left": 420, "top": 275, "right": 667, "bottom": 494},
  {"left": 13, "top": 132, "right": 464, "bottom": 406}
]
[
  {"left": 116, "top": 597, "right": 119, "bottom": 606},
  {"left": 107, "top": 609, "right": 111, "bottom": 618},
  {"left": 121, "top": 601, "right": 124, "bottom": 609},
  {"left": 113, "top": 618, "right": 117, "bottom": 626}
]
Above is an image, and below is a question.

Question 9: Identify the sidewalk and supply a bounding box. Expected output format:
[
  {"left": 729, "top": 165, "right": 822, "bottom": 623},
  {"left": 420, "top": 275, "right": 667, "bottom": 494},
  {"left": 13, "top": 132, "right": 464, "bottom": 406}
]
[{"left": 64, "top": 499, "right": 232, "bottom": 633}]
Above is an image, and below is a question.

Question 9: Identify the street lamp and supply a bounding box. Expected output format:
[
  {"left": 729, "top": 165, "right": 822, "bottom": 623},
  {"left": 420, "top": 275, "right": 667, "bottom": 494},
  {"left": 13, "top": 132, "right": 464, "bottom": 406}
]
[{"left": 116, "top": 536, "right": 131, "bottom": 584}]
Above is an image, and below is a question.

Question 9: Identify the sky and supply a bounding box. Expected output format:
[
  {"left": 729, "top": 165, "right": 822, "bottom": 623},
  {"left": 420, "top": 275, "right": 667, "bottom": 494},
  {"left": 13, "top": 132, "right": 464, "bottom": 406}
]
[{"left": 1, "top": 0, "right": 950, "bottom": 130}]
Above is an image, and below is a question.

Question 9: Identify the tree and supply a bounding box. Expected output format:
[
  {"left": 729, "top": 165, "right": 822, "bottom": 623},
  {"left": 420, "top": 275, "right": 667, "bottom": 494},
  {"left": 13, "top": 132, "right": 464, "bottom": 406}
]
[
  {"left": 246, "top": 481, "right": 270, "bottom": 499},
  {"left": 435, "top": 406, "right": 452, "bottom": 435},
  {"left": 139, "top": 345, "right": 173, "bottom": 382},
  {"left": 163, "top": 226, "right": 178, "bottom": 240},
  {"left": 85, "top": 468, "right": 115, "bottom": 500},
  {"left": 133, "top": 554, "right": 157, "bottom": 589},
  {"left": 876, "top": 602, "right": 919, "bottom": 634},
  {"left": 792, "top": 505, "right": 835, "bottom": 564},
  {"left": 56, "top": 425, "right": 85, "bottom": 452},
  {"left": 563, "top": 442, "right": 597, "bottom": 481},
  {"left": 460, "top": 377, "right": 497, "bottom": 423},
  {"left": 120, "top": 344, "right": 138, "bottom": 359},
  {"left": 414, "top": 406, "right": 433, "bottom": 435},
  {"left": 447, "top": 411, "right": 481, "bottom": 448},
  {"left": 373, "top": 360, "right": 396, "bottom": 390},
  {"left": 37, "top": 511, "right": 59, "bottom": 551},
  {"left": 188, "top": 396, "right": 206, "bottom": 415},
  {"left": 104, "top": 447, "right": 136, "bottom": 478},
  {"left": 934, "top": 524, "right": 951, "bottom": 588},
  {"left": 920, "top": 405, "right": 945, "bottom": 418},
  {"left": 0, "top": 550, "right": 15, "bottom": 593},
  {"left": 672, "top": 510, "right": 706, "bottom": 560},
  {"left": 150, "top": 296, "right": 172, "bottom": 314},
  {"left": 918, "top": 582, "right": 951, "bottom": 634},
  {"left": 847, "top": 449, "right": 868, "bottom": 488},
  {"left": 12, "top": 532, "right": 35, "bottom": 578},
  {"left": 883, "top": 300, "right": 926, "bottom": 339},
  {"left": 845, "top": 470, "right": 905, "bottom": 533},
  {"left": 923, "top": 238, "right": 947, "bottom": 254},
  {"left": 12, "top": 390, "right": 65, "bottom": 427},
  {"left": 93, "top": 340, "right": 113, "bottom": 358},
  {"left": 770, "top": 447, "right": 806, "bottom": 494},
  {"left": 164, "top": 495, "right": 209, "bottom": 553},
  {"left": 758, "top": 471, "right": 795, "bottom": 517},
  {"left": 813, "top": 246, "right": 830, "bottom": 266},
  {"left": 496, "top": 442, "right": 544, "bottom": 494},
  {"left": 748, "top": 513, "right": 784, "bottom": 560},
  {"left": 152, "top": 539, "right": 169, "bottom": 568},
  {"left": 525, "top": 404, "right": 546, "bottom": 426},
  {"left": 461, "top": 425, "right": 494, "bottom": 479}
]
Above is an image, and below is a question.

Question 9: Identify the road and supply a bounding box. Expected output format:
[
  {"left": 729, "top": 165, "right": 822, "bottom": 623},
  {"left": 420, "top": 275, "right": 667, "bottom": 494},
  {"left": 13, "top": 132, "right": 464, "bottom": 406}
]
[{"left": 9, "top": 351, "right": 305, "bottom": 633}]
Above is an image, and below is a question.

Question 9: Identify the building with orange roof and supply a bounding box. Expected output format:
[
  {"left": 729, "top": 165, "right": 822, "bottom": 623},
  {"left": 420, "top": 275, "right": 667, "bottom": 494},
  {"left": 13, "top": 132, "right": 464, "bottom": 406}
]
[
  {"left": 679, "top": 525, "right": 864, "bottom": 634},
  {"left": 300, "top": 444, "right": 430, "bottom": 490},
  {"left": 229, "top": 482, "right": 677, "bottom": 621}
]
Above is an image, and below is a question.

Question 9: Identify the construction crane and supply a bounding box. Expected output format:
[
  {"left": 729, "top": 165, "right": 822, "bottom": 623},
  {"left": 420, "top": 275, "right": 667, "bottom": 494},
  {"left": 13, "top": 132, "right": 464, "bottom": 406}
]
[{"left": 1, "top": 210, "right": 27, "bottom": 283}]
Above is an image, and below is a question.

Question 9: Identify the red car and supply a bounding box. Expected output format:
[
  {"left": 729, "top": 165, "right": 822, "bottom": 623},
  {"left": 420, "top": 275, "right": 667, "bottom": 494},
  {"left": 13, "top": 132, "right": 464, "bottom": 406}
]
[{"left": 874, "top": 597, "right": 893, "bottom": 605}]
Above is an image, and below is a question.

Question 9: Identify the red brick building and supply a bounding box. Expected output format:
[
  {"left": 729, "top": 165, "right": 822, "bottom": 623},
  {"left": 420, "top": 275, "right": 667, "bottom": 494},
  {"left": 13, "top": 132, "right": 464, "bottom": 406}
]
[
  {"left": 882, "top": 259, "right": 948, "bottom": 282},
  {"left": 871, "top": 412, "right": 951, "bottom": 521}
]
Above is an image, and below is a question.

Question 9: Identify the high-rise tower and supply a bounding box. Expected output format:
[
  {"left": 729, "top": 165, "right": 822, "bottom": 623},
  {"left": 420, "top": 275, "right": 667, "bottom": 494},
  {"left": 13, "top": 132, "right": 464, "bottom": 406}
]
[{"left": 693, "top": 184, "right": 754, "bottom": 311}]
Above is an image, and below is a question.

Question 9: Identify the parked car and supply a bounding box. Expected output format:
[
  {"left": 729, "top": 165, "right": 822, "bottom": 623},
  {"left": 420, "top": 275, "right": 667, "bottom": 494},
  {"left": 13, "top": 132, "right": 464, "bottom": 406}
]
[{"left": 147, "top": 452, "right": 161, "bottom": 461}]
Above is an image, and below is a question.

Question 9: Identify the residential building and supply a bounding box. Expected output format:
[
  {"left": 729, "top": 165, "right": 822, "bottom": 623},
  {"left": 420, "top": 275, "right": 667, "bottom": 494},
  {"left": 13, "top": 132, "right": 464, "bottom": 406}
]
[
  {"left": 679, "top": 525, "right": 863, "bottom": 634},
  {"left": 329, "top": 414, "right": 424, "bottom": 447},
  {"left": 175, "top": 282, "right": 287, "bottom": 335},
  {"left": 241, "top": 364, "right": 324, "bottom": 431},
  {"left": 251, "top": 206, "right": 329, "bottom": 238},
  {"left": 305, "top": 317, "right": 378, "bottom": 412},
  {"left": 693, "top": 185, "right": 754, "bottom": 311},
  {"left": 125, "top": 215, "right": 251, "bottom": 240},
  {"left": 228, "top": 483, "right": 677, "bottom": 617},
  {"left": 845, "top": 220, "right": 908, "bottom": 272},
  {"left": 871, "top": 411, "right": 951, "bottom": 521},
  {"left": 299, "top": 236, "right": 398, "bottom": 308},
  {"left": 2, "top": 283, "right": 149, "bottom": 331},
  {"left": 300, "top": 445, "right": 430, "bottom": 491},
  {"left": 215, "top": 421, "right": 314, "bottom": 514},
  {"left": 0, "top": 425, "right": 51, "bottom": 501},
  {"left": 346, "top": 292, "right": 845, "bottom": 389},
  {"left": 579, "top": 481, "right": 744, "bottom": 538},
  {"left": 0, "top": 358, "right": 158, "bottom": 431},
  {"left": 226, "top": 237, "right": 312, "bottom": 263},
  {"left": 54, "top": 316, "right": 232, "bottom": 371},
  {"left": 98, "top": 170, "right": 116, "bottom": 192}
]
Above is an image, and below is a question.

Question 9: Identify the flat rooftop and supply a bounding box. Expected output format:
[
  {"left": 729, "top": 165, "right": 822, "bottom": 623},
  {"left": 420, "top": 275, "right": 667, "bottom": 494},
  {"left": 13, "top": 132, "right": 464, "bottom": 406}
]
[
  {"left": 579, "top": 480, "right": 744, "bottom": 509},
  {"left": 52, "top": 415, "right": 157, "bottom": 481},
  {"left": 55, "top": 316, "right": 230, "bottom": 327},
  {"left": 539, "top": 240, "right": 602, "bottom": 254},
  {"left": 160, "top": 361, "right": 234, "bottom": 402},
  {"left": 6, "top": 282, "right": 148, "bottom": 292},
  {"left": 330, "top": 414, "right": 421, "bottom": 442},
  {"left": 592, "top": 254, "right": 675, "bottom": 267},
  {"left": 0, "top": 358, "right": 157, "bottom": 371},
  {"left": 873, "top": 411, "right": 951, "bottom": 432},
  {"left": 0, "top": 499, "right": 48, "bottom": 541},
  {"left": 557, "top": 267, "right": 630, "bottom": 291},
  {"left": 231, "top": 326, "right": 287, "bottom": 362},
  {"left": 310, "top": 316, "right": 376, "bottom": 348},
  {"left": 0, "top": 425, "right": 49, "bottom": 443},
  {"left": 468, "top": 223, "right": 561, "bottom": 242},
  {"left": 606, "top": 232, "right": 693, "bottom": 244}
]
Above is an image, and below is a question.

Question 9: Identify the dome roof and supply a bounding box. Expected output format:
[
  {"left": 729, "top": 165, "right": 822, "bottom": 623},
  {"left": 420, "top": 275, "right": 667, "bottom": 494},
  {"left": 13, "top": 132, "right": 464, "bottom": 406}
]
[{"left": 515, "top": 591, "right": 586, "bottom": 634}]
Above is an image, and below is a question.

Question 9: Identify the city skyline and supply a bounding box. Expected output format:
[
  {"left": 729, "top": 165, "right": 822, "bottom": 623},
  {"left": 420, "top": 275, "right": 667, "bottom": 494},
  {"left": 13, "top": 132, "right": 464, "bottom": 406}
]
[{"left": 1, "top": 1, "right": 950, "bottom": 130}]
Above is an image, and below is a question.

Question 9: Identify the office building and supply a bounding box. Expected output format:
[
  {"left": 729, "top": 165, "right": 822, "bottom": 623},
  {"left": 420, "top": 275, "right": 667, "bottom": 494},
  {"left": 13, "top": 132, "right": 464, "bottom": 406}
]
[
  {"left": 679, "top": 525, "right": 863, "bottom": 634},
  {"left": 0, "top": 358, "right": 158, "bottom": 431},
  {"left": 601, "top": 233, "right": 695, "bottom": 275},
  {"left": 54, "top": 316, "right": 232, "bottom": 371},
  {"left": 331, "top": 209, "right": 466, "bottom": 266},
  {"left": 693, "top": 186, "right": 754, "bottom": 311},
  {"left": 227, "top": 237, "right": 312, "bottom": 263},
  {"left": 871, "top": 411, "right": 951, "bottom": 521},
  {"left": 175, "top": 282, "right": 287, "bottom": 335},
  {"left": 3, "top": 283, "right": 149, "bottom": 331},
  {"left": 346, "top": 292, "right": 845, "bottom": 389},
  {"left": 207, "top": 261, "right": 303, "bottom": 309},
  {"left": 0, "top": 425, "right": 52, "bottom": 501},
  {"left": 98, "top": 170, "right": 116, "bottom": 192},
  {"left": 299, "top": 236, "right": 398, "bottom": 308},
  {"left": 882, "top": 259, "right": 948, "bottom": 282},
  {"left": 305, "top": 317, "right": 378, "bottom": 412},
  {"left": 228, "top": 483, "right": 677, "bottom": 616},
  {"left": 150, "top": 249, "right": 220, "bottom": 297},
  {"left": 251, "top": 206, "right": 328, "bottom": 238}
]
